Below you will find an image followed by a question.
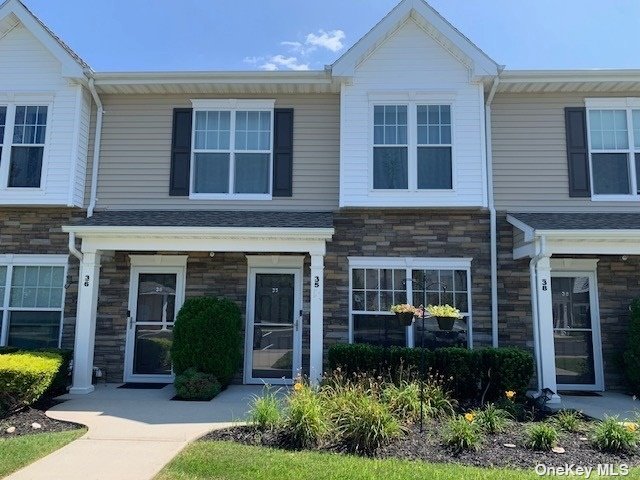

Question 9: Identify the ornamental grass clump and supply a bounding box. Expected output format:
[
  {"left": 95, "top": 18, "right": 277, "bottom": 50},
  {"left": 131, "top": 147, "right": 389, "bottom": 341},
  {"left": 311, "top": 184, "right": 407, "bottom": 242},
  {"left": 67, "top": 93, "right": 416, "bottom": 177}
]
[
  {"left": 249, "top": 388, "right": 282, "bottom": 430},
  {"left": 421, "top": 375, "right": 457, "bottom": 418},
  {"left": 525, "top": 423, "right": 559, "bottom": 451},
  {"left": 381, "top": 381, "right": 421, "bottom": 423},
  {"left": 283, "top": 382, "right": 327, "bottom": 449},
  {"left": 443, "top": 414, "right": 482, "bottom": 452},
  {"left": 552, "top": 409, "right": 584, "bottom": 433},
  {"left": 592, "top": 416, "right": 638, "bottom": 453},
  {"left": 474, "top": 403, "right": 511, "bottom": 434}
]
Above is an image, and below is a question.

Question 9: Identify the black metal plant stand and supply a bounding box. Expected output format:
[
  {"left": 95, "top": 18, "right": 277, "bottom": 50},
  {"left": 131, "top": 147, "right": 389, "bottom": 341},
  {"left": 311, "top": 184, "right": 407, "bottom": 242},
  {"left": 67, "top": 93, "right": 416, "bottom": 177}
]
[{"left": 402, "top": 276, "right": 448, "bottom": 433}]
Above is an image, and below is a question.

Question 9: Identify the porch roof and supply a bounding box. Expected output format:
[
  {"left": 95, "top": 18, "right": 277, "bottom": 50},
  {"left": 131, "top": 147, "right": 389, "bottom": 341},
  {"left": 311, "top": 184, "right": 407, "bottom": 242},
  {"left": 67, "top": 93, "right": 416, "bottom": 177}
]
[
  {"left": 507, "top": 212, "right": 640, "bottom": 258},
  {"left": 69, "top": 210, "right": 334, "bottom": 229}
]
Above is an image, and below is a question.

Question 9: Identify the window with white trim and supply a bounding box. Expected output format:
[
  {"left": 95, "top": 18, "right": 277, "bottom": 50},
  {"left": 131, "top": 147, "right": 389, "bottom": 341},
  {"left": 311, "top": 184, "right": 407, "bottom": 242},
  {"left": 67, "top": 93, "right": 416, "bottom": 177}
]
[
  {"left": 349, "top": 258, "right": 471, "bottom": 349},
  {"left": 0, "top": 105, "right": 48, "bottom": 188},
  {"left": 191, "top": 100, "right": 273, "bottom": 197},
  {"left": 0, "top": 260, "right": 65, "bottom": 349},
  {"left": 587, "top": 106, "right": 640, "bottom": 197},
  {"left": 372, "top": 103, "right": 453, "bottom": 191}
]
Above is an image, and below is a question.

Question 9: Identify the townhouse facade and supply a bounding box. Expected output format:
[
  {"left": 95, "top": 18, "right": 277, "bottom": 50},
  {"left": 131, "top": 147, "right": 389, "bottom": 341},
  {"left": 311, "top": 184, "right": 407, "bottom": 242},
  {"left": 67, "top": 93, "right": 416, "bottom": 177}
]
[{"left": 1, "top": 0, "right": 639, "bottom": 403}]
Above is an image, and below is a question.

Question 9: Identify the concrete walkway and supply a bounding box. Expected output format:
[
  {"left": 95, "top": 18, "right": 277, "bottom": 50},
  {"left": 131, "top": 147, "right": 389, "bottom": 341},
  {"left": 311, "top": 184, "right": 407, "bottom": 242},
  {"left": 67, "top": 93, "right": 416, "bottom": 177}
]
[
  {"left": 560, "top": 391, "right": 639, "bottom": 421},
  {"left": 7, "top": 384, "right": 263, "bottom": 480}
]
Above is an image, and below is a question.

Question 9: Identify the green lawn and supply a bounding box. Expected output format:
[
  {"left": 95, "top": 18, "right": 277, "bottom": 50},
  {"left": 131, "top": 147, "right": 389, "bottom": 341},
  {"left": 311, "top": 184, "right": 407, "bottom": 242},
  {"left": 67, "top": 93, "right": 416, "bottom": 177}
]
[
  {"left": 156, "top": 441, "right": 544, "bottom": 480},
  {"left": 0, "top": 429, "right": 85, "bottom": 478}
]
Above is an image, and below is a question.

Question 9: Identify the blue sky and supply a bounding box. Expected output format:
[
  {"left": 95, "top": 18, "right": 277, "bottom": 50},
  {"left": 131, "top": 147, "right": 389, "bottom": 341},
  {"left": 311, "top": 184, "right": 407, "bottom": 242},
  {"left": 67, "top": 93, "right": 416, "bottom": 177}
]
[{"left": 23, "top": 0, "right": 640, "bottom": 72}]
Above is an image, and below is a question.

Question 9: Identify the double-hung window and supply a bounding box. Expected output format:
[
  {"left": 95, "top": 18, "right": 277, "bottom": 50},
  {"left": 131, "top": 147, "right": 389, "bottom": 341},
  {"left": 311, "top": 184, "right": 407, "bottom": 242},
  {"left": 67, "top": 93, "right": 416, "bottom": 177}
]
[
  {"left": 587, "top": 99, "right": 640, "bottom": 198},
  {"left": 349, "top": 258, "right": 472, "bottom": 349},
  {"left": 372, "top": 102, "right": 453, "bottom": 191},
  {"left": 0, "top": 104, "right": 48, "bottom": 188},
  {"left": 191, "top": 100, "right": 274, "bottom": 198},
  {"left": 0, "top": 256, "right": 66, "bottom": 349}
]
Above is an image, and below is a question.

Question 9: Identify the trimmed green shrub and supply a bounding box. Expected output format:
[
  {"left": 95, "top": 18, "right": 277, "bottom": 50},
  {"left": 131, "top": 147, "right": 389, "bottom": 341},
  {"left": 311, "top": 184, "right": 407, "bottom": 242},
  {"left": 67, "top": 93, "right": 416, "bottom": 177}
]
[
  {"left": 592, "top": 417, "right": 638, "bottom": 453},
  {"left": 283, "top": 383, "right": 327, "bottom": 448},
  {"left": 0, "top": 352, "right": 62, "bottom": 415},
  {"left": 174, "top": 368, "right": 221, "bottom": 401},
  {"left": 37, "top": 348, "right": 72, "bottom": 397},
  {"left": 249, "top": 389, "right": 282, "bottom": 429},
  {"left": 624, "top": 298, "right": 640, "bottom": 395},
  {"left": 171, "top": 296, "right": 242, "bottom": 386},
  {"left": 525, "top": 423, "right": 559, "bottom": 451},
  {"left": 327, "top": 343, "right": 534, "bottom": 402},
  {"left": 444, "top": 415, "right": 483, "bottom": 451}
]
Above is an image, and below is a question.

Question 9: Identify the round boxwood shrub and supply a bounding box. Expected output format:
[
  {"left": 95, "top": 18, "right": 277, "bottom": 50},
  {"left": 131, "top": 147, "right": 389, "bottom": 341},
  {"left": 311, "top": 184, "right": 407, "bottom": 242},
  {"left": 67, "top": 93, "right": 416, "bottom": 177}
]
[{"left": 171, "top": 296, "right": 242, "bottom": 386}]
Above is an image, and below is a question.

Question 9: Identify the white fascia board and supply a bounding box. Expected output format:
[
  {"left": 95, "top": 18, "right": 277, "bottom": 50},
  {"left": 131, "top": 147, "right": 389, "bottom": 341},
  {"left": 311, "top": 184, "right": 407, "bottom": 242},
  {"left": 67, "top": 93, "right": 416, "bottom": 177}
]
[
  {"left": 92, "top": 71, "right": 333, "bottom": 86},
  {"left": 500, "top": 69, "right": 640, "bottom": 84},
  {"left": 537, "top": 229, "right": 640, "bottom": 239},
  {"left": 331, "top": 0, "right": 497, "bottom": 78},
  {"left": 1, "top": 0, "right": 85, "bottom": 78},
  {"left": 505, "top": 215, "right": 535, "bottom": 242},
  {"left": 62, "top": 225, "right": 335, "bottom": 240}
]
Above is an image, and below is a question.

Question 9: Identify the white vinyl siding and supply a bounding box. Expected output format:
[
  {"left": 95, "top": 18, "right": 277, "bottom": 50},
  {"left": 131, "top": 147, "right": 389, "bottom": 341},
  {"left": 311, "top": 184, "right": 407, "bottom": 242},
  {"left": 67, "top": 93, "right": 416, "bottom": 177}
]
[
  {"left": 0, "top": 23, "right": 90, "bottom": 206},
  {"left": 340, "top": 19, "right": 486, "bottom": 208},
  {"left": 492, "top": 92, "right": 640, "bottom": 212},
  {"left": 87, "top": 94, "right": 339, "bottom": 211}
]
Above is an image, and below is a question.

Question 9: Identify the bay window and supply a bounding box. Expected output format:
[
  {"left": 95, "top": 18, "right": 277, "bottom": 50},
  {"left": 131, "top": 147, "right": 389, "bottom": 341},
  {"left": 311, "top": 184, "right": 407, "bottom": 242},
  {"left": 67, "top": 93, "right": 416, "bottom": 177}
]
[
  {"left": 372, "top": 102, "right": 453, "bottom": 191},
  {"left": 0, "top": 257, "right": 66, "bottom": 349},
  {"left": 587, "top": 100, "right": 640, "bottom": 198},
  {"left": 349, "top": 258, "right": 472, "bottom": 349},
  {"left": 190, "top": 100, "right": 274, "bottom": 198}
]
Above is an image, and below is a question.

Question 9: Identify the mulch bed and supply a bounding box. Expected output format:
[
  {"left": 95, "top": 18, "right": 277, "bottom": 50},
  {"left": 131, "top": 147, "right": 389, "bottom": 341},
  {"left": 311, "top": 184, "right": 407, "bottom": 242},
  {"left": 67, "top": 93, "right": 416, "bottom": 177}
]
[
  {"left": 0, "top": 399, "right": 84, "bottom": 439},
  {"left": 203, "top": 420, "right": 640, "bottom": 470}
]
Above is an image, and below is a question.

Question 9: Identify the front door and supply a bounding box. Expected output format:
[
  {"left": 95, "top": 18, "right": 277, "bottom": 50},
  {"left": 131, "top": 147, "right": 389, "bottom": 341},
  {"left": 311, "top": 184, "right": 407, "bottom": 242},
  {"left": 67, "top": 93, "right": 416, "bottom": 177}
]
[
  {"left": 124, "top": 267, "right": 185, "bottom": 383},
  {"left": 245, "top": 269, "right": 302, "bottom": 384},
  {"left": 552, "top": 272, "right": 604, "bottom": 391}
]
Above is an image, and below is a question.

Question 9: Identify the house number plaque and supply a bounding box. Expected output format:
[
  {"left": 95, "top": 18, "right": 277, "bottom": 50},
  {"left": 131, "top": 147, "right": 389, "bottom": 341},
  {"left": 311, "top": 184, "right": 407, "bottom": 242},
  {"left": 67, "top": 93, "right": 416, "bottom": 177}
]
[
  {"left": 314, "top": 276, "right": 320, "bottom": 288},
  {"left": 541, "top": 278, "right": 548, "bottom": 291},
  {"left": 84, "top": 275, "right": 90, "bottom": 287}
]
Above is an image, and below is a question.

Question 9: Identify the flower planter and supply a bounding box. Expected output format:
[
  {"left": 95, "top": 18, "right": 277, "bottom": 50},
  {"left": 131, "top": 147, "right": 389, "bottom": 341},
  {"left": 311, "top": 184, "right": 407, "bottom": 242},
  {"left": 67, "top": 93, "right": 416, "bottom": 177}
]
[
  {"left": 395, "top": 311, "right": 415, "bottom": 326},
  {"left": 436, "top": 316, "right": 456, "bottom": 331}
]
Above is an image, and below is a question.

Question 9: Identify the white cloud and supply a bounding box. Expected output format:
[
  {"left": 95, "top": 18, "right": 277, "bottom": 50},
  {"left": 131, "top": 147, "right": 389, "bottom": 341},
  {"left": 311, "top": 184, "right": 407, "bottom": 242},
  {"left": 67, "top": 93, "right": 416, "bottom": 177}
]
[
  {"left": 260, "top": 55, "right": 309, "bottom": 71},
  {"left": 305, "top": 29, "right": 345, "bottom": 52},
  {"left": 246, "top": 28, "right": 345, "bottom": 71}
]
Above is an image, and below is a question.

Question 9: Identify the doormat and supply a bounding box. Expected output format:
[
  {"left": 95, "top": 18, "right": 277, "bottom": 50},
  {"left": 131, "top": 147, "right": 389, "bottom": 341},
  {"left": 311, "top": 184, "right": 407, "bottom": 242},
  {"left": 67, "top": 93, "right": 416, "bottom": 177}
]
[
  {"left": 558, "top": 391, "right": 601, "bottom": 397},
  {"left": 118, "top": 383, "right": 170, "bottom": 389}
]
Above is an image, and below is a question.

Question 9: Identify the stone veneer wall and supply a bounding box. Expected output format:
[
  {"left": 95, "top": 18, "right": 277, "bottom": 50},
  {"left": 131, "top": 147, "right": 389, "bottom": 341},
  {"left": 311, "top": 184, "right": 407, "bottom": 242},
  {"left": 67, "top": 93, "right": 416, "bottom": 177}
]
[
  {"left": 0, "top": 208, "right": 83, "bottom": 350},
  {"left": 323, "top": 209, "right": 493, "bottom": 350},
  {"left": 497, "top": 214, "right": 640, "bottom": 390},
  {"left": 93, "top": 252, "right": 311, "bottom": 383}
]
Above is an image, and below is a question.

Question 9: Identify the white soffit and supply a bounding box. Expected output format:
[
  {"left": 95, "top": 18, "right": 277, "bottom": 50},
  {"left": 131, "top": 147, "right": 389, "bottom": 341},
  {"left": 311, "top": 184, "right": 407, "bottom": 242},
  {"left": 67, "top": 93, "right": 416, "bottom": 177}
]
[{"left": 498, "top": 70, "right": 640, "bottom": 94}]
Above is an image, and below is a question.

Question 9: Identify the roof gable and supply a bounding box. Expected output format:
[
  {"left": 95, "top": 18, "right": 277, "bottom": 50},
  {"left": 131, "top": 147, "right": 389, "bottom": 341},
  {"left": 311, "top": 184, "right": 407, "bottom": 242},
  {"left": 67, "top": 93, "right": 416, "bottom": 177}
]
[
  {"left": 331, "top": 0, "right": 498, "bottom": 80},
  {"left": 0, "top": 0, "right": 89, "bottom": 78}
]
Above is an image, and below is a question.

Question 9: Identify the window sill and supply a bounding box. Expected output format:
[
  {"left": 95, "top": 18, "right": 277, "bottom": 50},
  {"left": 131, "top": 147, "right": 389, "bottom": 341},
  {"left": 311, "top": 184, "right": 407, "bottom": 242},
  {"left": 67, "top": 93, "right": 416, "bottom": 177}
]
[
  {"left": 591, "top": 195, "right": 640, "bottom": 202},
  {"left": 189, "top": 193, "right": 273, "bottom": 201}
]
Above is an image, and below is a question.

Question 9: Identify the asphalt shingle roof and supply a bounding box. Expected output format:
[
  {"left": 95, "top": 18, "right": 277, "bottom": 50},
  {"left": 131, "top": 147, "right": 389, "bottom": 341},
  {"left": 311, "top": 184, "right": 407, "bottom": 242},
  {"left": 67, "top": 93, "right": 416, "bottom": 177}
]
[
  {"left": 509, "top": 212, "right": 640, "bottom": 230},
  {"left": 72, "top": 210, "right": 334, "bottom": 229}
]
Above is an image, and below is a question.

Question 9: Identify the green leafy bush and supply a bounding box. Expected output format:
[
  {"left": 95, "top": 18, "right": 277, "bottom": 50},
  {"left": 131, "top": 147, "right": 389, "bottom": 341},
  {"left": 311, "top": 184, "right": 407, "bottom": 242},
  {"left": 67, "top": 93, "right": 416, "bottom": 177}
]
[
  {"left": 0, "top": 352, "right": 62, "bottom": 415},
  {"left": 552, "top": 410, "right": 584, "bottom": 433},
  {"left": 592, "top": 417, "right": 638, "bottom": 453},
  {"left": 443, "top": 415, "right": 482, "bottom": 451},
  {"left": 624, "top": 298, "right": 640, "bottom": 395},
  {"left": 171, "top": 296, "right": 242, "bottom": 386},
  {"left": 174, "top": 368, "right": 221, "bottom": 401},
  {"left": 525, "top": 423, "right": 559, "bottom": 451},
  {"left": 475, "top": 403, "right": 510, "bottom": 434},
  {"left": 327, "top": 343, "right": 534, "bottom": 401},
  {"left": 249, "top": 388, "right": 282, "bottom": 429},
  {"left": 283, "top": 383, "right": 327, "bottom": 448}
]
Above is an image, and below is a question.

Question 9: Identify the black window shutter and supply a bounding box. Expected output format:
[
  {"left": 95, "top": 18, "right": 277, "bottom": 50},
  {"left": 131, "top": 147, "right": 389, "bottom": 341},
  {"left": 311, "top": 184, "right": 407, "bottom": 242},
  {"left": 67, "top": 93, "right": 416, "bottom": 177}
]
[
  {"left": 565, "top": 107, "right": 591, "bottom": 198},
  {"left": 169, "top": 108, "right": 193, "bottom": 196},
  {"left": 272, "top": 108, "right": 294, "bottom": 197}
]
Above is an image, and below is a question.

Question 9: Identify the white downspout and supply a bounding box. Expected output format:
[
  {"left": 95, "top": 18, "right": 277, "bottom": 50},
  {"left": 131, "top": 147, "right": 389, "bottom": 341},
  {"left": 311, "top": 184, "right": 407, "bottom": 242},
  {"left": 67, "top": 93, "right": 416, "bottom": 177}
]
[
  {"left": 529, "top": 236, "right": 546, "bottom": 394},
  {"left": 86, "top": 76, "right": 103, "bottom": 218},
  {"left": 68, "top": 232, "right": 82, "bottom": 262},
  {"left": 485, "top": 74, "right": 500, "bottom": 347}
]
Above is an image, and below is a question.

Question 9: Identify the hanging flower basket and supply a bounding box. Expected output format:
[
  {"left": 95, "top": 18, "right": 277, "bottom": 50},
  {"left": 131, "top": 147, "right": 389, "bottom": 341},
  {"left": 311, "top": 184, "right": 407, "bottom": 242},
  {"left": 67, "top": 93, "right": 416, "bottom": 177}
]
[
  {"left": 435, "top": 316, "right": 456, "bottom": 331},
  {"left": 390, "top": 304, "right": 417, "bottom": 326},
  {"left": 426, "top": 304, "right": 462, "bottom": 331},
  {"left": 395, "top": 311, "right": 415, "bottom": 326}
]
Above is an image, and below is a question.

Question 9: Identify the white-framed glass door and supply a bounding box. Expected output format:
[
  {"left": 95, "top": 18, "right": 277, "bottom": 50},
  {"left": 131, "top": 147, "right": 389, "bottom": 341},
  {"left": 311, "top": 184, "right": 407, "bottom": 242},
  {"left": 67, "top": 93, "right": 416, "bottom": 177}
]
[
  {"left": 551, "top": 271, "right": 604, "bottom": 391},
  {"left": 124, "top": 265, "right": 185, "bottom": 383},
  {"left": 245, "top": 267, "right": 303, "bottom": 384}
]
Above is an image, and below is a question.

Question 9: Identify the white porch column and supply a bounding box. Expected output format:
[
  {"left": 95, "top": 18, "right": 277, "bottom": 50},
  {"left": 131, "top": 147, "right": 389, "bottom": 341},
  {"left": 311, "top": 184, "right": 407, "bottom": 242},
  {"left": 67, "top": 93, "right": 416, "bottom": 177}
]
[
  {"left": 534, "top": 255, "right": 560, "bottom": 403},
  {"left": 70, "top": 250, "right": 101, "bottom": 394},
  {"left": 309, "top": 252, "right": 325, "bottom": 384}
]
